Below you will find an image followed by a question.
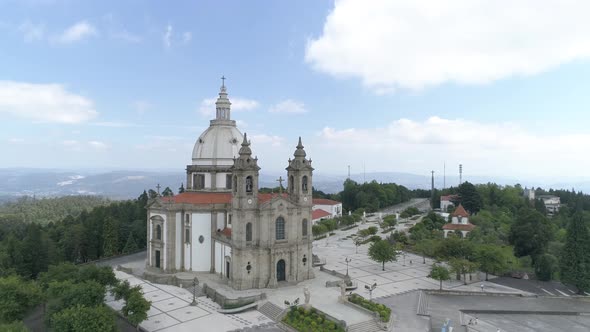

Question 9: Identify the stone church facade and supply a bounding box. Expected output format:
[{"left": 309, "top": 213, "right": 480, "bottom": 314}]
[{"left": 146, "top": 82, "right": 314, "bottom": 290}]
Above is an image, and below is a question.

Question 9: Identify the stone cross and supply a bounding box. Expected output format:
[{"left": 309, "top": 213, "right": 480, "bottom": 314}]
[
  {"left": 221, "top": 75, "right": 226, "bottom": 87},
  {"left": 276, "top": 176, "right": 284, "bottom": 194},
  {"left": 156, "top": 183, "right": 161, "bottom": 195}
]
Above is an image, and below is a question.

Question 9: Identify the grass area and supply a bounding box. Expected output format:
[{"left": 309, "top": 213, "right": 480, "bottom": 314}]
[
  {"left": 283, "top": 306, "right": 344, "bottom": 332},
  {"left": 348, "top": 294, "right": 391, "bottom": 322}
]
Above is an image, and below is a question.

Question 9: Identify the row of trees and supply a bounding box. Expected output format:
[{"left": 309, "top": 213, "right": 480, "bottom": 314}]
[
  {"left": 0, "top": 263, "right": 150, "bottom": 331},
  {"left": 0, "top": 191, "right": 149, "bottom": 279}
]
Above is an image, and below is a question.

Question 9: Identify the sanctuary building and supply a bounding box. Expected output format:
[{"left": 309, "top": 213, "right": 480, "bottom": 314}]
[{"left": 146, "top": 82, "right": 314, "bottom": 290}]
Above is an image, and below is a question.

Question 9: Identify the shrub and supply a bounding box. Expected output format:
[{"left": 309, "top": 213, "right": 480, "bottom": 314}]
[
  {"left": 348, "top": 294, "right": 391, "bottom": 322},
  {"left": 283, "top": 306, "right": 344, "bottom": 331}
]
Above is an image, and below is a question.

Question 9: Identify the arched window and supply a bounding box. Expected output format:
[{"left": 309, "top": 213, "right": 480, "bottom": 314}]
[
  {"left": 185, "top": 229, "right": 190, "bottom": 243},
  {"left": 246, "top": 176, "right": 253, "bottom": 193},
  {"left": 156, "top": 224, "right": 162, "bottom": 240},
  {"left": 276, "top": 217, "right": 285, "bottom": 240},
  {"left": 302, "top": 176, "right": 308, "bottom": 192},
  {"left": 246, "top": 222, "right": 252, "bottom": 242},
  {"left": 302, "top": 219, "right": 308, "bottom": 236},
  {"left": 290, "top": 175, "right": 294, "bottom": 192}
]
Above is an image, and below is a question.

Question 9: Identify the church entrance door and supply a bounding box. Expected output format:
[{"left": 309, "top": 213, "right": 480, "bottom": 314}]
[
  {"left": 155, "top": 250, "right": 161, "bottom": 268},
  {"left": 277, "top": 259, "right": 286, "bottom": 282}
]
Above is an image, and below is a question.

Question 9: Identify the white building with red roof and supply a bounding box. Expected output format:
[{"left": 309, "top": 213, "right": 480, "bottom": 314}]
[
  {"left": 145, "top": 81, "right": 314, "bottom": 290},
  {"left": 442, "top": 204, "right": 475, "bottom": 238},
  {"left": 309, "top": 198, "right": 342, "bottom": 224},
  {"left": 440, "top": 194, "right": 459, "bottom": 212}
]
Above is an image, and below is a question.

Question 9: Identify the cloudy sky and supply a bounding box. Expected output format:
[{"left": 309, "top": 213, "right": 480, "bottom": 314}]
[{"left": 2, "top": 0, "right": 590, "bottom": 180}]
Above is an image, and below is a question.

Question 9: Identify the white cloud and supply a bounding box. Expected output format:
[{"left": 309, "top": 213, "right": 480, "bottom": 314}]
[
  {"left": 163, "top": 24, "right": 172, "bottom": 49},
  {"left": 18, "top": 20, "right": 44, "bottom": 42},
  {"left": 57, "top": 21, "right": 98, "bottom": 43},
  {"left": 199, "top": 97, "right": 259, "bottom": 116},
  {"left": 182, "top": 31, "right": 192, "bottom": 44},
  {"left": 112, "top": 30, "right": 141, "bottom": 43},
  {"left": 8, "top": 138, "right": 25, "bottom": 144},
  {"left": 306, "top": 0, "right": 590, "bottom": 91},
  {"left": 132, "top": 100, "right": 152, "bottom": 114},
  {"left": 268, "top": 99, "right": 307, "bottom": 114},
  {"left": 88, "top": 140, "right": 108, "bottom": 149},
  {"left": 316, "top": 116, "right": 590, "bottom": 177},
  {"left": 0, "top": 81, "right": 98, "bottom": 123},
  {"left": 250, "top": 134, "right": 284, "bottom": 147}
]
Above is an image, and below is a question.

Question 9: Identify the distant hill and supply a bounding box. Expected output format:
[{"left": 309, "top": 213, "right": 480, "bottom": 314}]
[{"left": 0, "top": 168, "right": 588, "bottom": 200}]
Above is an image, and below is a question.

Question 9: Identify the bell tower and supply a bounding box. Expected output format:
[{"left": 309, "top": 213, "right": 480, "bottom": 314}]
[
  {"left": 231, "top": 133, "right": 260, "bottom": 209},
  {"left": 286, "top": 137, "right": 314, "bottom": 207}
]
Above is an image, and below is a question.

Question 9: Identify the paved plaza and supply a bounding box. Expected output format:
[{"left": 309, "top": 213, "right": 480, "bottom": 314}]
[{"left": 106, "top": 218, "right": 525, "bottom": 332}]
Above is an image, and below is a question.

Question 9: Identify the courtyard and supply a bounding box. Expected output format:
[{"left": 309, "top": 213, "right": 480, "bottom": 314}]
[{"left": 105, "top": 218, "right": 524, "bottom": 332}]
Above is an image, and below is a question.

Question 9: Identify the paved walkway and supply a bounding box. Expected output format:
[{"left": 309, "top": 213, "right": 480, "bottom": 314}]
[{"left": 106, "top": 271, "right": 277, "bottom": 332}]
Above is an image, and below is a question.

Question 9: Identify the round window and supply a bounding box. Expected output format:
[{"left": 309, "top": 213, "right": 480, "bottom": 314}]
[{"left": 198, "top": 235, "right": 205, "bottom": 244}]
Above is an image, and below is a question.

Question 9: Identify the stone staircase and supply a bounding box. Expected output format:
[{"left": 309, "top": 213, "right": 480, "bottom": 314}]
[
  {"left": 257, "top": 301, "right": 284, "bottom": 321},
  {"left": 416, "top": 290, "right": 430, "bottom": 316},
  {"left": 347, "top": 319, "right": 383, "bottom": 332}
]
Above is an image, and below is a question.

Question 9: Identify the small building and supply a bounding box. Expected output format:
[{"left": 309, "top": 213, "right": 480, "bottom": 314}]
[
  {"left": 312, "top": 198, "right": 342, "bottom": 218},
  {"left": 311, "top": 209, "right": 332, "bottom": 224},
  {"left": 538, "top": 195, "right": 561, "bottom": 214},
  {"left": 442, "top": 204, "right": 475, "bottom": 238},
  {"left": 440, "top": 195, "right": 458, "bottom": 212},
  {"left": 523, "top": 187, "right": 535, "bottom": 201}
]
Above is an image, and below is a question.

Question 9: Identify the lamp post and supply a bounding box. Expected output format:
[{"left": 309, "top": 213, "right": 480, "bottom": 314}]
[
  {"left": 345, "top": 257, "right": 352, "bottom": 276},
  {"left": 364, "top": 283, "right": 377, "bottom": 300},
  {"left": 190, "top": 277, "right": 199, "bottom": 306}
]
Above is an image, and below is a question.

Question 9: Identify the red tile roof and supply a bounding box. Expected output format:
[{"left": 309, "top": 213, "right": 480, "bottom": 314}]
[
  {"left": 259, "top": 193, "right": 289, "bottom": 204},
  {"left": 440, "top": 195, "right": 459, "bottom": 202},
  {"left": 442, "top": 223, "right": 475, "bottom": 231},
  {"left": 162, "top": 192, "right": 290, "bottom": 205},
  {"left": 163, "top": 192, "right": 232, "bottom": 204},
  {"left": 312, "top": 209, "right": 332, "bottom": 220},
  {"left": 312, "top": 198, "right": 341, "bottom": 206},
  {"left": 451, "top": 204, "right": 470, "bottom": 217}
]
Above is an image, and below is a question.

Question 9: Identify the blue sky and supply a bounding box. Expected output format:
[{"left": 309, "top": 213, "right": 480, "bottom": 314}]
[{"left": 2, "top": 0, "right": 590, "bottom": 180}]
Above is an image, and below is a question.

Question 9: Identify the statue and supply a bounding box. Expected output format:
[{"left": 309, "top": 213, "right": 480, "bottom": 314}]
[
  {"left": 303, "top": 286, "right": 311, "bottom": 308},
  {"left": 339, "top": 281, "right": 347, "bottom": 303}
]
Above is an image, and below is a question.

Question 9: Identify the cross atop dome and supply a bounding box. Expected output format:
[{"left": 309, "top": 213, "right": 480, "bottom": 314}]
[{"left": 215, "top": 75, "right": 232, "bottom": 120}]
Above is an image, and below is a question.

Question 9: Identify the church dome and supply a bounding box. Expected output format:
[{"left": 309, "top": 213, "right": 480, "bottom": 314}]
[
  {"left": 192, "top": 124, "right": 242, "bottom": 166},
  {"left": 191, "top": 81, "right": 243, "bottom": 166}
]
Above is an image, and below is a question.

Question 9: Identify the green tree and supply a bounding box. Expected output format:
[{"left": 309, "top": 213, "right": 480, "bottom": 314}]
[
  {"left": 123, "top": 233, "right": 139, "bottom": 254},
  {"left": 448, "top": 258, "right": 478, "bottom": 284},
  {"left": 368, "top": 240, "right": 397, "bottom": 271},
  {"left": 456, "top": 182, "right": 483, "bottom": 214},
  {"left": 102, "top": 217, "right": 119, "bottom": 257},
  {"left": 162, "top": 187, "right": 174, "bottom": 197},
  {"left": 50, "top": 304, "right": 117, "bottom": 332},
  {"left": 367, "top": 226, "right": 378, "bottom": 236},
  {"left": 509, "top": 208, "right": 552, "bottom": 263},
  {"left": 46, "top": 280, "right": 106, "bottom": 319},
  {"left": 382, "top": 215, "right": 397, "bottom": 229},
  {"left": 429, "top": 264, "right": 450, "bottom": 290},
  {"left": 0, "top": 276, "right": 44, "bottom": 323},
  {"left": 475, "top": 245, "right": 512, "bottom": 281},
  {"left": 415, "top": 239, "right": 438, "bottom": 264},
  {"left": 178, "top": 183, "right": 185, "bottom": 194},
  {"left": 560, "top": 213, "right": 590, "bottom": 293},
  {"left": 124, "top": 289, "right": 151, "bottom": 328},
  {"left": 535, "top": 254, "right": 558, "bottom": 281},
  {"left": 0, "top": 321, "right": 28, "bottom": 331}
]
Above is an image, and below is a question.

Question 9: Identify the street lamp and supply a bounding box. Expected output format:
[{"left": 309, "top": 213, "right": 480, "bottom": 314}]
[
  {"left": 364, "top": 283, "right": 377, "bottom": 300},
  {"left": 345, "top": 257, "right": 352, "bottom": 276},
  {"left": 284, "top": 297, "right": 300, "bottom": 308},
  {"left": 190, "top": 277, "right": 199, "bottom": 306}
]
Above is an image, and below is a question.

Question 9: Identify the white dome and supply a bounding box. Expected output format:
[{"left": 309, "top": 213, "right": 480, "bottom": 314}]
[{"left": 192, "top": 121, "right": 243, "bottom": 166}]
